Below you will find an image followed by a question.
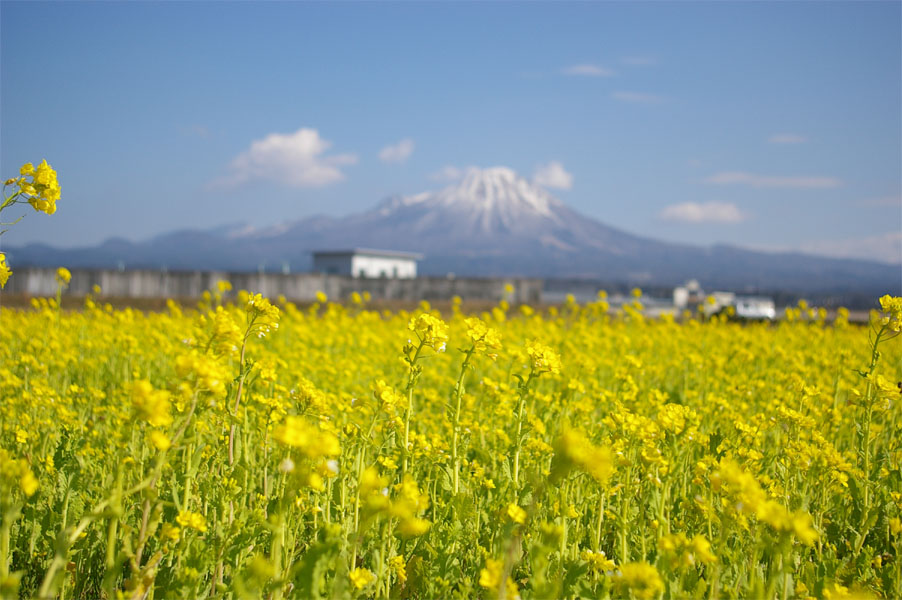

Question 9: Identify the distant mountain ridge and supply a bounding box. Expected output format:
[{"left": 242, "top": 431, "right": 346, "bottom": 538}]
[{"left": 5, "top": 167, "right": 900, "bottom": 295}]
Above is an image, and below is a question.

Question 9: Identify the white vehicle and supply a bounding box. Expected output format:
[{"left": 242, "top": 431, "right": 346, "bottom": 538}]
[{"left": 732, "top": 297, "right": 776, "bottom": 320}]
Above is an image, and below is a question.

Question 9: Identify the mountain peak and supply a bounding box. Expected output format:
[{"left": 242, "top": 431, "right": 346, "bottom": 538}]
[{"left": 438, "top": 166, "right": 561, "bottom": 220}]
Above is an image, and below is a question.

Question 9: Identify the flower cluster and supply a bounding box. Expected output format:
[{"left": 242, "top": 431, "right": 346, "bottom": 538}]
[
  {"left": 408, "top": 313, "right": 449, "bottom": 353},
  {"left": 175, "top": 510, "right": 207, "bottom": 533},
  {"left": 0, "top": 253, "right": 10, "bottom": 289},
  {"left": 657, "top": 532, "right": 717, "bottom": 568},
  {"left": 349, "top": 567, "right": 375, "bottom": 590},
  {"left": 580, "top": 549, "right": 616, "bottom": 573},
  {"left": 878, "top": 295, "right": 902, "bottom": 332},
  {"left": 1, "top": 160, "right": 61, "bottom": 290},
  {"left": 357, "top": 467, "right": 431, "bottom": 537},
  {"left": 506, "top": 502, "right": 528, "bottom": 524},
  {"left": 465, "top": 317, "right": 502, "bottom": 355},
  {"left": 174, "top": 352, "right": 231, "bottom": 395},
  {"left": 0, "top": 448, "right": 39, "bottom": 499},
  {"left": 130, "top": 380, "right": 173, "bottom": 428},
  {"left": 373, "top": 379, "right": 404, "bottom": 413},
  {"left": 55, "top": 267, "right": 71, "bottom": 286},
  {"left": 712, "top": 459, "right": 818, "bottom": 544},
  {"left": 272, "top": 415, "right": 341, "bottom": 459},
  {"left": 552, "top": 427, "right": 614, "bottom": 484},
  {"left": 479, "top": 558, "right": 520, "bottom": 600},
  {"left": 524, "top": 339, "right": 562, "bottom": 375},
  {"left": 391, "top": 475, "right": 432, "bottom": 537},
  {"left": 197, "top": 306, "right": 242, "bottom": 356},
  {"left": 614, "top": 562, "right": 664, "bottom": 600},
  {"left": 246, "top": 293, "right": 281, "bottom": 337},
  {"left": 5, "top": 160, "right": 62, "bottom": 214}
]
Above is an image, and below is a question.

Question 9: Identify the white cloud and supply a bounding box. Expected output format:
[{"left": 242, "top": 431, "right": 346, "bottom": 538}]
[
  {"left": 768, "top": 133, "right": 807, "bottom": 144},
  {"left": 215, "top": 127, "right": 357, "bottom": 188},
  {"left": 429, "top": 165, "right": 466, "bottom": 182},
  {"left": 378, "top": 138, "right": 415, "bottom": 164},
  {"left": 702, "top": 171, "right": 842, "bottom": 189},
  {"left": 533, "top": 161, "right": 573, "bottom": 190},
  {"left": 611, "top": 91, "right": 665, "bottom": 104},
  {"left": 621, "top": 56, "right": 657, "bottom": 66},
  {"left": 659, "top": 201, "right": 747, "bottom": 224},
  {"left": 562, "top": 64, "right": 615, "bottom": 77}
]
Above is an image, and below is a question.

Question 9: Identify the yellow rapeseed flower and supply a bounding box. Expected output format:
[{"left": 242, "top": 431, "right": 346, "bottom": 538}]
[
  {"left": 16, "top": 159, "right": 61, "bottom": 214},
  {"left": 389, "top": 555, "right": 407, "bottom": 583},
  {"left": 56, "top": 267, "right": 71, "bottom": 285},
  {"left": 408, "top": 313, "right": 449, "bottom": 352},
  {"left": 506, "top": 502, "right": 527, "bottom": 524},
  {"left": 479, "top": 558, "right": 520, "bottom": 599},
  {"left": 130, "top": 380, "right": 173, "bottom": 428},
  {"left": 349, "top": 567, "right": 374, "bottom": 590},
  {"left": 552, "top": 428, "right": 614, "bottom": 484},
  {"left": 0, "top": 253, "right": 11, "bottom": 288},
  {"left": 175, "top": 510, "right": 207, "bottom": 533},
  {"left": 149, "top": 430, "right": 171, "bottom": 451},
  {"left": 465, "top": 317, "right": 502, "bottom": 355},
  {"left": 580, "top": 549, "right": 616, "bottom": 572},
  {"left": 272, "top": 416, "right": 341, "bottom": 458},
  {"left": 878, "top": 295, "right": 902, "bottom": 332},
  {"left": 614, "top": 562, "right": 664, "bottom": 600},
  {"left": 525, "top": 339, "right": 562, "bottom": 375}
]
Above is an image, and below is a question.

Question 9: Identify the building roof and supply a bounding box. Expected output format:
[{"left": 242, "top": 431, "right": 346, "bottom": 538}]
[{"left": 311, "top": 248, "right": 424, "bottom": 260}]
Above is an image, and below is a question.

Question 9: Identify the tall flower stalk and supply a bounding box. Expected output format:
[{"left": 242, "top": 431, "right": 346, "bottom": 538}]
[
  {"left": 512, "top": 340, "right": 562, "bottom": 488},
  {"left": 449, "top": 318, "right": 501, "bottom": 494},
  {"left": 401, "top": 313, "right": 448, "bottom": 474}
]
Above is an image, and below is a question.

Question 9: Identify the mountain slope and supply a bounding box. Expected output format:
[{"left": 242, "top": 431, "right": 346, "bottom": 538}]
[{"left": 5, "top": 167, "right": 900, "bottom": 294}]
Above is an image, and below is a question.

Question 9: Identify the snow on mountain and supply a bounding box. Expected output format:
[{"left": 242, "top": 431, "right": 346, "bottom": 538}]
[
  {"left": 344, "top": 167, "right": 612, "bottom": 251},
  {"left": 422, "top": 166, "right": 562, "bottom": 226}
]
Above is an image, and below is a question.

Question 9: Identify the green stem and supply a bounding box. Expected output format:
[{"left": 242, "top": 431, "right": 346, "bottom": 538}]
[
  {"left": 451, "top": 347, "right": 476, "bottom": 495},
  {"left": 512, "top": 371, "right": 535, "bottom": 489},
  {"left": 858, "top": 325, "right": 886, "bottom": 551},
  {"left": 0, "top": 190, "right": 22, "bottom": 212},
  {"left": 271, "top": 514, "right": 285, "bottom": 600},
  {"left": 0, "top": 509, "right": 13, "bottom": 579},
  {"left": 37, "top": 476, "right": 154, "bottom": 599},
  {"left": 401, "top": 340, "right": 425, "bottom": 475},
  {"left": 559, "top": 479, "right": 569, "bottom": 566},
  {"left": 593, "top": 493, "right": 605, "bottom": 552},
  {"left": 619, "top": 465, "right": 630, "bottom": 564},
  {"left": 229, "top": 325, "right": 253, "bottom": 467}
]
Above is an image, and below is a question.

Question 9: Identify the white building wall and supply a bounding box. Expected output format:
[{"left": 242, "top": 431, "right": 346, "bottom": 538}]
[{"left": 350, "top": 255, "right": 417, "bottom": 279}]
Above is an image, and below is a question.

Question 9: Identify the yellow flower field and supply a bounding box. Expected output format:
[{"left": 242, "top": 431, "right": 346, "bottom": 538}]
[{"left": 1, "top": 290, "right": 901, "bottom": 599}]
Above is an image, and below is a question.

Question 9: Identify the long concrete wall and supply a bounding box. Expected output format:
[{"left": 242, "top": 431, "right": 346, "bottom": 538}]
[{"left": 2, "top": 268, "right": 543, "bottom": 304}]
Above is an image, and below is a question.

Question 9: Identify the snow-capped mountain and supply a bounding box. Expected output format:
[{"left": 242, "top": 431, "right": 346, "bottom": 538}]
[
  {"left": 5, "top": 167, "right": 900, "bottom": 294},
  {"left": 380, "top": 167, "right": 565, "bottom": 232},
  {"left": 238, "top": 167, "right": 653, "bottom": 259}
]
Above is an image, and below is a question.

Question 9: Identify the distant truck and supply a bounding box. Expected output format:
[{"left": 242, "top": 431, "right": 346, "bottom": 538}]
[{"left": 730, "top": 296, "right": 777, "bottom": 321}]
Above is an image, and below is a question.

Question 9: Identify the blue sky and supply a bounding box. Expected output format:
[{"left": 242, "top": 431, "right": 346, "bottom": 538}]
[{"left": 2, "top": 1, "right": 900, "bottom": 263}]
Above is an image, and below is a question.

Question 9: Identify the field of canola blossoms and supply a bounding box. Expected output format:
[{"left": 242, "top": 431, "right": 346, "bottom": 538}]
[{"left": 2, "top": 286, "right": 902, "bottom": 600}]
